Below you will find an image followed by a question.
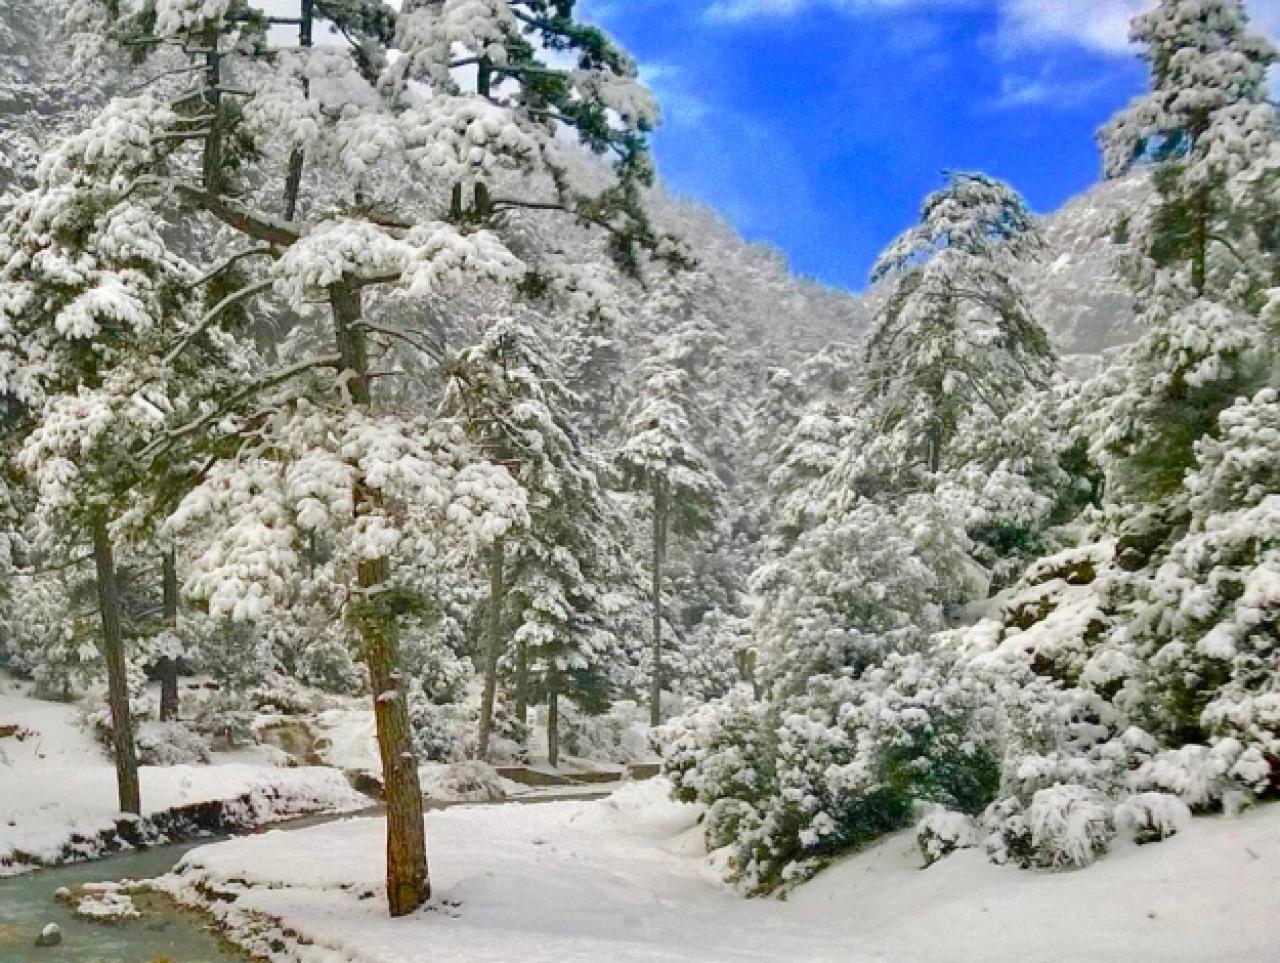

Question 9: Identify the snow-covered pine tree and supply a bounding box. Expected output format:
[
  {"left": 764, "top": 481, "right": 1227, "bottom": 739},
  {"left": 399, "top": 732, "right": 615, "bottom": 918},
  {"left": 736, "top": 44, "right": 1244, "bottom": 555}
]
[
  {"left": 947, "top": 0, "right": 1279, "bottom": 873},
  {"left": 618, "top": 327, "right": 721, "bottom": 726},
  {"left": 1085, "top": 0, "right": 1279, "bottom": 769},
  {"left": 0, "top": 92, "right": 248, "bottom": 814},
  {"left": 767, "top": 399, "right": 857, "bottom": 546},
  {"left": 78, "top": 0, "right": 669, "bottom": 915},
  {"left": 1100, "top": 0, "right": 1277, "bottom": 300},
  {"left": 848, "top": 172, "right": 1056, "bottom": 493},
  {"left": 1, "top": 0, "right": 118, "bottom": 197},
  {"left": 1094, "top": 0, "right": 1277, "bottom": 502},
  {"left": 443, "top": 317, "right": 631, "bottom": 765},
  {"left": 0, "top": 0, "right": 64, "bottom": 195}
]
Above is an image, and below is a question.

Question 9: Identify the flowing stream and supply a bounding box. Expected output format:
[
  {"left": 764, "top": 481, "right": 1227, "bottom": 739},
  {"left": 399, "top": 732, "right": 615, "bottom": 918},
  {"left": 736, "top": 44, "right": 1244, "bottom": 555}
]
[{"left": 0, "top": 839, "right": 247, "bottom": 962}]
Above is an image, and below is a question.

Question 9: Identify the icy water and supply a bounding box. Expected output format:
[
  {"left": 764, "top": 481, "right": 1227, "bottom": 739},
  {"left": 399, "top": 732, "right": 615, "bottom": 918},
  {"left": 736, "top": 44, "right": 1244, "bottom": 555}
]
[{"left": 0, "top": 842, "right": 248, "bottom": 963}]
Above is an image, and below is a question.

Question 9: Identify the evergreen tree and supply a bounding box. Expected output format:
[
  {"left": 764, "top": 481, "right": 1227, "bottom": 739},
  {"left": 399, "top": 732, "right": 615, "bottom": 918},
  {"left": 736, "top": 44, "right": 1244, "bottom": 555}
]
[
  {"left": 0, "top": 95, "right": 245, "bottom": 814},
  {"left": 1094, "top": 0, "right": 1278, "bottom": 501},
  {"left": 76, "top": 0, "right": 669, "bottom": 915},
  {"left": 849, "top": 172, "right": 1055, "bottom": 491},
  {"left": 1, "top": 1, "right": 117, "bottom": 196},
  {"left": 618, "top": 334, "right": 720, "bottom": 726},
  {"left": 443, "top": 318, "right": 630, "bottom": 765},
  {"left": 1100, "top": 0, "right": 1277, "bottom": 299},
  {"left": 943, "top": 0, "right": 1280, "bottom": 873}
]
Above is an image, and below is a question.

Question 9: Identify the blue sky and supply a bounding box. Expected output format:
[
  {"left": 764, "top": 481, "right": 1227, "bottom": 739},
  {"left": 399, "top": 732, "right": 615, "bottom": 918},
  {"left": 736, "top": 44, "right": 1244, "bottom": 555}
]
[{"left": 580, "top": 0, "right": 1280, "bottom": 291}]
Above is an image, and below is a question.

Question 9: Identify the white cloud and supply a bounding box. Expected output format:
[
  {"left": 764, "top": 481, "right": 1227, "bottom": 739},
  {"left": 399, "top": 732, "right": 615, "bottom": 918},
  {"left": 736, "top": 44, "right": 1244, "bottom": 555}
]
[
  {"left": 997, "top": 0, "right": 1278, "bottom": 54},
  {"left": 704, "top": 0, "right": 1277, "bottom": 51},
  {"left": 705, "top": 0, "right": 966, "bottom": 23},
  {"left": 996, "top": 0, "right": 1147, "bottom": 54},
  {"left": 993, "top": 69, "right": 1107, "bottom": 108}
]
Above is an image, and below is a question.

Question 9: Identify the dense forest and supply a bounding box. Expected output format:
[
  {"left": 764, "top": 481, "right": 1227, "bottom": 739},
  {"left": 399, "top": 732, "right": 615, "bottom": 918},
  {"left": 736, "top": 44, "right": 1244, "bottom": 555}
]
[{"left": 0, "top": 0, "right": 1276, "bottom": 946}]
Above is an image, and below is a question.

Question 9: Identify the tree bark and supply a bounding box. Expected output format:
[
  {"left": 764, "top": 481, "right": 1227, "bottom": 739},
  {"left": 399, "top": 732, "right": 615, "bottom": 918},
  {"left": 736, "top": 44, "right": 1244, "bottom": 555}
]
[
  {"left": 91, "top": 516, "right": 141, "bottom": 815},
  {"left": 200, "top": 25, "right": 225, "bottom": 194},
  {"left": 159, "top": 547, "right": 180, "bottom": 722},
  {"left": 281, "top": 0, "right": 313, "bottom": 219},
  {"left": 1192, "top": 188, "right": 1208, "bottom": 296},
  {"left": 547, "top": 678, "right": 559, "bottom": 768},
  {"left": 515, "top": 637, "right": 528, "bottom": 735},
  {"left": 476, "top": 537, "right": 505, "bottom": 761},
  {"left": 331, "top": 281, "right": 429, "bottom": 917},
  {"left": 649, "top": 482, "right": 667, "bottom": 728}
]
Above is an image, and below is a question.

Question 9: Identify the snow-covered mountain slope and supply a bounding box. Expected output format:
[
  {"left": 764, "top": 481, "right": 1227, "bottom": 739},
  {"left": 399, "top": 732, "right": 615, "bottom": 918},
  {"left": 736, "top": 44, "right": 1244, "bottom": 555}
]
[{"left": 1024, "top": 173, "right": 1149, "bottom": 360}]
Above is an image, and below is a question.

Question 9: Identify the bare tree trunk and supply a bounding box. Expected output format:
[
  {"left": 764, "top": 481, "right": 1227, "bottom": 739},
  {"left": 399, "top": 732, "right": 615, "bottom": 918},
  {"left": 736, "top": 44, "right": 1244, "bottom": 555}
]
[
  {"left": 91, "top": 516, "right": 141, "bottom": 815},
  {"left": 515, "top": 637, "right": 528, "bottom": 735},
  {"left": 200, "top": 25, "right": 225, "bottom": 194},
  {"left": 476, "top": 537, "right": 504, "bottom": 761},
  {"left": 649, "top": 482, "right": 666, "bottom": 728},
  {"left": 547, "top": 678, "right": 559, "bottom": 768},
  {"left": 159, "top": 547, "right": 180, "bottom": 722},
  {"left": 282, "top": 0, "right": 313, "bottom": 219},
  {"left": 1192, "top": 188, "right": 1208, "bottom": 296},
  {"left": 331, "top": 281, "right": 429, "bottom": 917}
]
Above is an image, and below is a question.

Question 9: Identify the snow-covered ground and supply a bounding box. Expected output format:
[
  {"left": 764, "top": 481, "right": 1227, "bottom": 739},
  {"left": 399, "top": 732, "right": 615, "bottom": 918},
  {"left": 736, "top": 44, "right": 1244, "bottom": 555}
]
[
  {"left": 161, "top": 779, "right": 1280, "bottom": 963},
  {"left": 0, "top": 690, "right": 368, "bottom": 875},
  {"left": 310, "top": 702, "right": 643, "bottom": 802}
]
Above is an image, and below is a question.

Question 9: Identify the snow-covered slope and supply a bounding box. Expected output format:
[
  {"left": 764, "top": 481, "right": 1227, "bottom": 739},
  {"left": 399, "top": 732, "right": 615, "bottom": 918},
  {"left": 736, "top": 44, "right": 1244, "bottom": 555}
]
[
  {"left": 0, "top": 689, "right": 367, "bottom": 875},
  {"left": 792, "top": 801, "right": 1280, "bottom": 963},
  {"left": 162, "top": 780, "right": 1280, "bottom": 963},
  {"left": 1023, "top": 173, "right": 1148, "bottom": 360}
]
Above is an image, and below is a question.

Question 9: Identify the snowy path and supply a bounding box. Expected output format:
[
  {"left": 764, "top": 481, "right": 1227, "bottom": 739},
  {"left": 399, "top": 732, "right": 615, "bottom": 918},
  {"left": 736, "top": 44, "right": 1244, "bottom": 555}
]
[
  {"left": 165, "top": 783, "right": 870, "bottom": 963},
  {"left": 164, "top": 782, "right": 1280, "bottom": 963}
]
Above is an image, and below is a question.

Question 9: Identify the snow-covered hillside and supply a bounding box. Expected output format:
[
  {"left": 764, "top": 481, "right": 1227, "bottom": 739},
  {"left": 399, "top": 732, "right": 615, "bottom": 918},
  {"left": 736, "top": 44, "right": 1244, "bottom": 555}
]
[
  {"left": 0, "top": 685, "right": 367, "bottom": 875},
  {"left": 1025, "top": 173, "right": 1149, "bottom": 359}
]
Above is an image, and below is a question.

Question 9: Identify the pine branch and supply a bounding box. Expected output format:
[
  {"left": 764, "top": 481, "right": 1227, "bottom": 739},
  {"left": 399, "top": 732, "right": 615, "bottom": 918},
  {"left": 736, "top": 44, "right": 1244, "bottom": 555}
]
[
  {"left": 163, "top": 279, "right": 276, "bottom": 366},
  {"left": 141, "top": 353, "right": 343, "bottom": 463},
  {"left": 185, "top": 245, "right": 274, "bottom": 291}
]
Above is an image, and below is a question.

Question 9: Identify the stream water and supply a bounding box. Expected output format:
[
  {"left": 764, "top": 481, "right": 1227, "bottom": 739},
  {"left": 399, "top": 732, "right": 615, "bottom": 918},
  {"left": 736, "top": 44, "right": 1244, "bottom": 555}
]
[{"left": 0, "top": 840, "right": 248, "bottom": 963}]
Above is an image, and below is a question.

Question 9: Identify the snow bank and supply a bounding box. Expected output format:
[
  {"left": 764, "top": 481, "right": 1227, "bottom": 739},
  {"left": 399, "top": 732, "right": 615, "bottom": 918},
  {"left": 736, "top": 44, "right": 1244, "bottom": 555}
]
[
  {"left": 0, "top": 692, "right": 368, "bottom": 875},
  {"left": 161, "top": 781, "right": 1280, "bottom": 963},
  {"left": 791, "top": 803, "right": 1280, "bottom": 963}
]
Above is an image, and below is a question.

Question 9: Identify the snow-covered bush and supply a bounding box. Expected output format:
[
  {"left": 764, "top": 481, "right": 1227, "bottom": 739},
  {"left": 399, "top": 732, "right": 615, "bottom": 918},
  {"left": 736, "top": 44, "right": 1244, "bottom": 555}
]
[
  {"left": 1114, "top": 791, "right": 1190, "bottom": 844},
  {"left": 421, "top": 761, "right": 508, "bottom": 803},
  {"left": 402, "top": 622, "right": 473, "bottom": 705},
  {"left": 984, "top": 784, "right": 1113, "bottom": 869},
  {"left": 748, "top": 655, "right": 998, "bottom": 891},
  {"left": 135, "top": 720, "right": 212, "bottom": 766},
  {"left": 916, "top": 808, "right": 981, "bottom": 867},
  {"left": 408, "top": 680, "right": 475, "bottom": 763},
  {"left": 665, "top": 652, "right": 1001, "bottom": 893},
  {"left": 661, "top": 688, "right": 772, "bottom": 811},
  {"left": 1133, "top": 740, "right": 1270, "bottom": 810}
]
